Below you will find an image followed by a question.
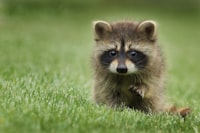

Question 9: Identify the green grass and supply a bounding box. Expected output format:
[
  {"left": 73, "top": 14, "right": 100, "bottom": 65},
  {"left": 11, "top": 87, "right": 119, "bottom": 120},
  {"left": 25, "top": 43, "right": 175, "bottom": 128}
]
[{"left": 0, "top": 6, "right": 200, "bottom": 133}]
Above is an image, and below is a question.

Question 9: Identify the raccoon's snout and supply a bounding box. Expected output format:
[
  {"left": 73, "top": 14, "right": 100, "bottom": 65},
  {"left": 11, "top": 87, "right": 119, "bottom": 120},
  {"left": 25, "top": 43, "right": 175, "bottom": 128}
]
[{"left": 117, "top": 64, "right": 127, "bottom": 73}]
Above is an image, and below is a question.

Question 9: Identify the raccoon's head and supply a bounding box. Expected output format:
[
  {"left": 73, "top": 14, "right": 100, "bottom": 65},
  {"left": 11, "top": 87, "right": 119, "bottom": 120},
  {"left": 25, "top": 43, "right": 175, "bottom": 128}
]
[{"left": 93, "top": 20, "right": 158, "bottom": 75}]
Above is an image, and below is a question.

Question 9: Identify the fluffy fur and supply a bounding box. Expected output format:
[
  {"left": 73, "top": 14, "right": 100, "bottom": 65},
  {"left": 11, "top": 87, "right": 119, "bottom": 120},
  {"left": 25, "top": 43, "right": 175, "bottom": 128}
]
[{"left": 91, "top": 20, "right": 190, "bottom": 117}]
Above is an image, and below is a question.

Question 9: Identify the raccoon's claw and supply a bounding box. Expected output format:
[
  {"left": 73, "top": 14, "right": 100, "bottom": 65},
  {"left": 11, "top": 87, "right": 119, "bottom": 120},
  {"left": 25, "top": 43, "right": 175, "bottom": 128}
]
[
  {"left": 135, "top": 88, "right": 144, "bottom": 98},
  {"left": 129, "top": 85, "right": 144, "bottom": 98}
]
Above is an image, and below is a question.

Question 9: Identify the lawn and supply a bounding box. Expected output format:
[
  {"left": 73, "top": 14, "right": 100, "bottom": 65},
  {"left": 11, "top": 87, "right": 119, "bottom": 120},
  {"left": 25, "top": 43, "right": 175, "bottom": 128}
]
[{"left": 0, "top": 2, "right": 200, "bottom": 133}]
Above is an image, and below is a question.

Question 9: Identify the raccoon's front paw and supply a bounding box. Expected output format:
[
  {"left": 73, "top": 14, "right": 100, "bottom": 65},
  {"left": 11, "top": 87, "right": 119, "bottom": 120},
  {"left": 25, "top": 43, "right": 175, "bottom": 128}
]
[{"left": 128, "top": 85, "right": 144, "bottom": 98}]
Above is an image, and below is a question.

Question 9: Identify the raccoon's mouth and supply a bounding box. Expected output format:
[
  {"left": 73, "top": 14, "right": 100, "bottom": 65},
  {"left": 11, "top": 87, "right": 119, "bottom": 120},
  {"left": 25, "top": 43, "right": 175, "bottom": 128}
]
[
  {"left": 108, "top": 60, "right": 138, "bottom": 75},
  {"left": 108, "top": 69, "right": 138, "bottom": 75}
]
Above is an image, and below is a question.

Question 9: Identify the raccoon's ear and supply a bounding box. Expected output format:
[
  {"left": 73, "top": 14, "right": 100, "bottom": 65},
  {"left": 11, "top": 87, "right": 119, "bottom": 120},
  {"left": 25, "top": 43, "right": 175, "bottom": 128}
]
[
  {"left": 93, "top": 20, "right": 112, "bottom": 40},
  {"left": 137, "top": 20, "right": 157, "bottom": 41}
]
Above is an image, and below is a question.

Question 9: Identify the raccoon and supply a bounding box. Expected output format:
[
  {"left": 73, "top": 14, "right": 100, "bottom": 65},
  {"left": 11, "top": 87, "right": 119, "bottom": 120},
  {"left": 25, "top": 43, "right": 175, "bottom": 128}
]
[{"left": 91, "top": 20, "right": 190, "bottom": 117}]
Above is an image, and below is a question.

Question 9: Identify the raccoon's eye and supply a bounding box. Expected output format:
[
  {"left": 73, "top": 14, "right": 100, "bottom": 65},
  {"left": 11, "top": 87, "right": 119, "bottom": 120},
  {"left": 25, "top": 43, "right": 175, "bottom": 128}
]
[
  {"left": 129, "top": 51, "right": 137, "bottom": 57},
  {"left": 109, "top": 50, "right": 117, "bottom": 57}
]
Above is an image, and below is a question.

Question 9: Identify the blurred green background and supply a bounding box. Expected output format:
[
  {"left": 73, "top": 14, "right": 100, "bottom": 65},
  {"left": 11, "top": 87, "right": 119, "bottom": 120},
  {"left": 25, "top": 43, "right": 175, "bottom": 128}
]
[
  {"left": 2, "top": 0, "right": 200, "bottom": 13},
  {"left": 0, "top": 0, "right": 200, "bottom": 133}
]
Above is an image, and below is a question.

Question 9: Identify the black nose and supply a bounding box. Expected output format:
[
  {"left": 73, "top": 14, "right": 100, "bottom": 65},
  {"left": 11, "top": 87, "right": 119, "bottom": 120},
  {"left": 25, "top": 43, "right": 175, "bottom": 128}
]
[{"left": 117, "top": 64, "right": 127, "bottom": 73}]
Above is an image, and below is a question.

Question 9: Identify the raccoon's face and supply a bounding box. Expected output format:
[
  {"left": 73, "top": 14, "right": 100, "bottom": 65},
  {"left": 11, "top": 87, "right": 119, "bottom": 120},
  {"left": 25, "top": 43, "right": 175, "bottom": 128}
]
[
  {"left": 93, "top": 20, "right": 157, "bottom": 75},
  {"left": 99, "top": 45, "right": 147, "bottom": 74}
]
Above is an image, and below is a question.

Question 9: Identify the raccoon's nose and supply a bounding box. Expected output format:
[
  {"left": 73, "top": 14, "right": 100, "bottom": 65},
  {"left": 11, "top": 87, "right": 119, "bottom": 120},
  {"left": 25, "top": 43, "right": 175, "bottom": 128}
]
[{"left": 117, "top": 64, "right": 127, "bottom": 73}]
